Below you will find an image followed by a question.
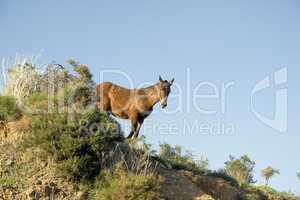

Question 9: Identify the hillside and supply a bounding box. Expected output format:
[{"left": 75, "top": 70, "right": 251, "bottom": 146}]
[
  {"left": 1, "top": 110, "right": 299, "bottom": 200},
  {"left": 0, "top": 61, "right": 299, "bottom": 200}
]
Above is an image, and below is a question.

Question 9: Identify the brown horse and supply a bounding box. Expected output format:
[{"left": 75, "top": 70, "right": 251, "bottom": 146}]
[{"left": 96, "top": 76, "right": 174, "bottom": 138}]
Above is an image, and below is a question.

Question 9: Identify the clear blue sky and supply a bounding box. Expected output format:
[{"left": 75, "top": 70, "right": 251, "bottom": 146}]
[{"left": 1, "top": 0, "right": 300, "bottom": 193}]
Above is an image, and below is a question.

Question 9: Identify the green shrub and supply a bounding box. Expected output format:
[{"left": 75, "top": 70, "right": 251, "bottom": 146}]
[
  {"left": 24, "top": 92, "right": 49, "bottom": 113},
  {"left": 257, "top": 185, "right": 300, "bottom": 200},
  {"left": 0, "top": 96, "right": 22, "bottom": 121},
  {"left": 68, "top": 59, "right": 93, "bottom": 82},
  {"left": 224, "top": 155, "right": 256, "bottom": 186},
  {"left": 93, "top": 163, "right": 164, "bottom": 200},
  {"left": 0, "top": 177, "right": 16, "bottom": 187},
  {"left": 241, "top": 184, "right": 300, "bottom": 200},
  {"left": 3, "top": 59, "right": 95, "bottom": 112},
  {"left": 21, "top": 109, "right": 124, "bottom": 182},
  {"left": 206, "top": 169, "right": 239, "bottom": 188},
  {"left": 261, "top": 166, "right": 280, "bottom": 186},
  {"left": 157, "top": 143, "right": 208, "bottom": 174}
]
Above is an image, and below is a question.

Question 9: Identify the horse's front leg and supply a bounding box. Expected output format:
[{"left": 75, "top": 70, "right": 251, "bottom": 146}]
[
  {"left": 133, "top": 118, "right": 144, "bottom": 138},
  {"left": 127, "top": 118, "right": 138, "bottom": 139}
]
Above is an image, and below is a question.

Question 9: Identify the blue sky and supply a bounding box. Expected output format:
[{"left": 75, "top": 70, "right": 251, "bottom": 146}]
[{"left": 1, "top": 0, "right": 300, "bottom": 193}]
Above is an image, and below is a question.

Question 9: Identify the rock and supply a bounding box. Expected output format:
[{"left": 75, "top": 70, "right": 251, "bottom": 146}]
[
  {"left": 159, "top": 168, "right": 205, "bottom": 200},
  {"left": 184, "top": 172, "right": 240, "bottom": 200}
]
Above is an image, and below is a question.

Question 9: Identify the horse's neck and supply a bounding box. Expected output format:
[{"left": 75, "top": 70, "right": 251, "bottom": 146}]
[{"left": 143, "top": 84, "right": 160, "bottom": 107}]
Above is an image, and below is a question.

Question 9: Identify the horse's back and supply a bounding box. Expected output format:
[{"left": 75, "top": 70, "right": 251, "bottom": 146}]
[
  {"left": 96, "top": 81, "right": 132, "bottom": 103},
  {"left": 96, "top": 82, "right": 131, "bottom": 94}
]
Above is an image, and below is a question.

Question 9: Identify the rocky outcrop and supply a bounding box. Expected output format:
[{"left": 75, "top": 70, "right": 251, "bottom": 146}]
[{"left": 159, "top": 168, "right": 240, "bottom": 200}]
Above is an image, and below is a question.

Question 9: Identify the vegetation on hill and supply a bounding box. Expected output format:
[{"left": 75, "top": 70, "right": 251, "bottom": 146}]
[
  {"left": 0, "top": 96, "right": 22, "bottom": 122},
  {"left": 224, "top": 155, "right": 256, "bottom": 186},
  {"left": 261, "top": 167, "right": 280, "bottom": 186},
  {"left": 0, "top": 58, "right": 299, "bottom": 200},
  {"left": 155, "top": 143, "right": 209, "bottom": 174}
]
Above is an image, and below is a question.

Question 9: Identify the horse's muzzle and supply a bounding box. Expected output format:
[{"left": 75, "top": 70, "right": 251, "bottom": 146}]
[{"left": 161, "top": 103, "right": 167, "bottom": 109}]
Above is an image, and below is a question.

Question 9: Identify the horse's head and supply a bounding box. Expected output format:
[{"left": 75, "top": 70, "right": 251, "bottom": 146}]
[{"left": 157, "top": 76, "right": 174, "bottom": 109}]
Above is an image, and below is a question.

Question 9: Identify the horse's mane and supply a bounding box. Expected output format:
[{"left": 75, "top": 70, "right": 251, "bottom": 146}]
[{"left": 141, "top": 83, "right": 158, "bottom": 91}]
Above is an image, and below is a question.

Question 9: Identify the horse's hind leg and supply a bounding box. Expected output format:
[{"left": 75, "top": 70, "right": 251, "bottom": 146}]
[{"left": 96, "top": 97, "right": 111, "bottom": 112}]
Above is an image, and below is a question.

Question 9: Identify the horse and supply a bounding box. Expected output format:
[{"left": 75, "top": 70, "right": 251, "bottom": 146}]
[{"left": 96, "top": 76, "right": 174, "bottom": 138}]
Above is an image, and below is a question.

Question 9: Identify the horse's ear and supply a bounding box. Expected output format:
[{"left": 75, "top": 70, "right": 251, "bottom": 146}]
[
  {"left": 159, "top": 76, "right": 163, "bottom": 82},
  {"left": 169, "top": 78, "right": 175, "bottom": 85}
]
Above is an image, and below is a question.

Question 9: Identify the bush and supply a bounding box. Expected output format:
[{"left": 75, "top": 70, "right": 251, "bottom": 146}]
[
  {"left": 224, "top": 155, "right": 256, "bottom": 186},
  {"left": 0, "top": 96, "right": 22, "bottom": 121},
  {"left": 0, "top": 177, "right": 16, "bottom": 188},
  {"left": 24, "top": 92, "right": 49, "bottom": 113},
  {"left": 21, "top": 109, "right": 124, "bottom": 182},
  {"left": 241, "top": 184, "right": 300, "bottom": 200},
  {"left": 206, "top": 169, "right": 239, "bottom": 188},
  {"left": 4, "top": 62, "right": 40, "bottom": 99},
  {"left": 3, "top": 59, "right": 95, "bottom": 114},
  {"left": 93, "top": 163, "right": 164, "bottom": 200},
  {"left": 157, "top": 143, "right": 208, "bottom": 174},
  {"left": 261, "top": 166, "right": 280, "bottom": 186}
]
